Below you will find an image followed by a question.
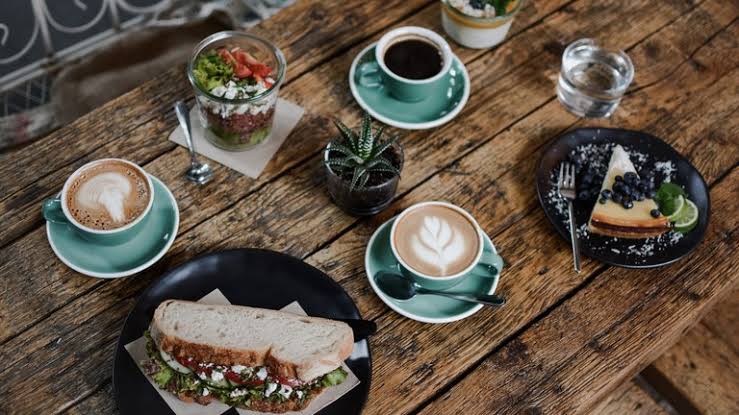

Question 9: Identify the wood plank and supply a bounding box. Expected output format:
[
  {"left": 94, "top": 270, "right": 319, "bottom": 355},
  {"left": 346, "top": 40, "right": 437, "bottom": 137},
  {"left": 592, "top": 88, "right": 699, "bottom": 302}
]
[
  {"left": 0, "top": 0, "right": 436, "bottom": 248},
  {"left": 701, "top": 284, "right": 739, "bottom": 354},
  {"left": 593, "top": 380, "right": 667, "bottom": 415},
  {"left": 0, "top": 0, "right": 576, "bottom": 343},
  {"left": 63, "top": 382, "right": 117, "bottom": 415},
  {"left": 0, "top": 0, "right": 734, "bottom": 413},
  {"left": 40, "top": 11, "right": 739, "bottom": 415},
  {"left": 417, "top": 167, "right": 739, "bottom": 415},
  {"left": 650, "top": 323, "right": 739, "bottom": 414}
]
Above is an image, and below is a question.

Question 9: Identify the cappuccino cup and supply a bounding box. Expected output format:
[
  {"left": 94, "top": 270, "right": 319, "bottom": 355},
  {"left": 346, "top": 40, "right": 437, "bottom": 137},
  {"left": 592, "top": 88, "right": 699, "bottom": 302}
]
[
  {"left": 42, "top": 158, "right": 154, "bottom": 245},
  {"left": 390, "top": 201, "right": 502, "bottom": 290}
]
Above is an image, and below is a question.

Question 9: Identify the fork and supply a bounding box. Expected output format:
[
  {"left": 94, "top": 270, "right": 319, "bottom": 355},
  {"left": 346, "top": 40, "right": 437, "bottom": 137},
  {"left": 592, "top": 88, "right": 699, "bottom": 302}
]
[{"left": 558, "top": 162, "right": 581, "bottom": 273}]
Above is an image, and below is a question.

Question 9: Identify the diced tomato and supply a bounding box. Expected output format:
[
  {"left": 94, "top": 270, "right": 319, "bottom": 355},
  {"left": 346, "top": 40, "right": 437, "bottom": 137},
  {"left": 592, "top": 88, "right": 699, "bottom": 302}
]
[
  {"left": 233, "top": 63, "right": 252, "bottom": 78},
  {"left": 217, "top": 48, "right": 237, "bottom": 66},
  {"left": 242, "top": 51, "right": 261, "bottom": 66},
  {"left": 248, "top": 63, "right": 272, "bottom": 78},
  {"left": 244, "top": 379, "right": 265, "bottom": 387},
  {"left": 264, "top": 79, "right": 274, "bottom": 88},
  {"left": 225, "top": 371, "right": 244, "bottom": 385}
]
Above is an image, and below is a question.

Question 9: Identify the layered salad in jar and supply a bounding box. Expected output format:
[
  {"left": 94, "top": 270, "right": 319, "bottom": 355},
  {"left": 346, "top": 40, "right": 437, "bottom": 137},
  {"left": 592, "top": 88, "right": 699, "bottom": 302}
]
[{"left": 188, "top": 32, "right": 285, "bottom": 151}]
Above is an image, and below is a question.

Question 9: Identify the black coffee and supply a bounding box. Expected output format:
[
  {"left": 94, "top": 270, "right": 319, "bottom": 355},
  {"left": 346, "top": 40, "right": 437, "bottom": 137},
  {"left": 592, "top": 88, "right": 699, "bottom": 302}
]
[{"left": 383, "top": 38, "right": 443, "bottom": 80}]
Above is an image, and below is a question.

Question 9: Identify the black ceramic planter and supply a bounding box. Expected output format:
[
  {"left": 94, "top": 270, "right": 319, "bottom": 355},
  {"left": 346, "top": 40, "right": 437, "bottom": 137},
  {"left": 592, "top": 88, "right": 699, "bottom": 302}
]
[{"left": 324, "top": 142, "right": 404, "bottom": 216}]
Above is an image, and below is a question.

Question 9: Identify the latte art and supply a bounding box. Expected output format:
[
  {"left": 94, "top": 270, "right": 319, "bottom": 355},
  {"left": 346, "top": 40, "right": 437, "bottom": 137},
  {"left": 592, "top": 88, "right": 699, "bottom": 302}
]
[
  {"left": 76, "top": 172, "right": 132, "bottom": 223},
  {"left": 394, "top": 204, "right": 480, "bottom": 277},
  {"left": 410, "top": 216, "right": 466, "bottom": 275},
  {"left": 65, "top": 160, "right": 151, "bottom": 230}
]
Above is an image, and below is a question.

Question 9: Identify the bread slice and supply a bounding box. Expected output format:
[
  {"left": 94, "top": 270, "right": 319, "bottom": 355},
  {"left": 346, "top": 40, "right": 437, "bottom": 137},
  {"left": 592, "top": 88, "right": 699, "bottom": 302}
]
[{"left": 149, "top": 300, "right": 354, "bottom": 382}]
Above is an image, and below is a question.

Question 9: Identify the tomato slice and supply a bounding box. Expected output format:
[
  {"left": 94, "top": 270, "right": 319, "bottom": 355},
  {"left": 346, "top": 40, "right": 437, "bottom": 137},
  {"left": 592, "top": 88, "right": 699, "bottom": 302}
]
[
  {"left": 175, "top": 356, "right": 199, "bottom": 370},
  {"left": 225, "top": 371, "right": 244, "bottom": 385},
  {"left": 275, "top": 375, "right": 302, "bottom": 387}
]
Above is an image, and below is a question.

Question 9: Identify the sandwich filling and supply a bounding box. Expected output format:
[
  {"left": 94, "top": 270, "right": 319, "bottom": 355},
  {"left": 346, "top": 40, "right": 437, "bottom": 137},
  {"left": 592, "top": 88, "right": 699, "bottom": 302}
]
[{"left": 142, "top": 331, "right": 347, "bottom": 408}]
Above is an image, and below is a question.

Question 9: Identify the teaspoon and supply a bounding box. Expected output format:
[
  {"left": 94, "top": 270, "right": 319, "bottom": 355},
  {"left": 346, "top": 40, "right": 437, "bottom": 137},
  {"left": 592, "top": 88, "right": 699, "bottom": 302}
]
[
  {"left": 374, "top": 271, "right": 506, "bottom": 307},
  {"left": 174, "top": 101, "right": 213, "bottom": 185}
]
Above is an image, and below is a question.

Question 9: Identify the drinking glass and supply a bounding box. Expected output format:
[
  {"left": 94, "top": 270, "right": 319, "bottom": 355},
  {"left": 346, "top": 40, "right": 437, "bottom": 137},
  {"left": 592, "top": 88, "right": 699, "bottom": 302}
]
[{"left": 556, "top": 38, "right": 634, "bottom": 118}]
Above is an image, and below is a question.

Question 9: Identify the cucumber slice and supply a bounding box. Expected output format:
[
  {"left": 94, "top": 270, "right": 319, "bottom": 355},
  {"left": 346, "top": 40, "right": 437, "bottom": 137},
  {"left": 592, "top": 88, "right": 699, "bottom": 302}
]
[{"left": 159, "top": 350, "right": 192, "bottom": 374}]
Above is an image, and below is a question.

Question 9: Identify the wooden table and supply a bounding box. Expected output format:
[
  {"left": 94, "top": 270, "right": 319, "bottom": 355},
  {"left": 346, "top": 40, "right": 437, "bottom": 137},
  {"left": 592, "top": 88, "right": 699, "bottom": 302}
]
[{"left": 1, "top": 1, "right": 737, "bottom": 414}]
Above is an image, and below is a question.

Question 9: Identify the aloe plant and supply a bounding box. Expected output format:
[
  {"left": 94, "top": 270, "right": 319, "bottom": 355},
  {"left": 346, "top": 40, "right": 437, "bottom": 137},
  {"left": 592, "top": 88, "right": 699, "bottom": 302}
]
[{"left": 325, "top": 112, "right": 400, "bottom": 190}]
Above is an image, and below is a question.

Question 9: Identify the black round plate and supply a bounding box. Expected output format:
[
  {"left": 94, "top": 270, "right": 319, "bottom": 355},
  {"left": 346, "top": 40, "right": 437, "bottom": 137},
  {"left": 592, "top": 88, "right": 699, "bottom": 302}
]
[
  {"left": 536, "top": 128, "right": 710, "bottom": 268},
  {"left": 113, "top": 248, "right": 371, "bottom": 415}
]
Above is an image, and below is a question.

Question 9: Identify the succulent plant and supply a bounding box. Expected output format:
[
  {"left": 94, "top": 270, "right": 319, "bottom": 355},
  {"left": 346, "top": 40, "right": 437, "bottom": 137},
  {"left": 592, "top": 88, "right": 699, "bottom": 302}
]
[{"left": 325, "top": 112, "right": 400, "bottom": 190}]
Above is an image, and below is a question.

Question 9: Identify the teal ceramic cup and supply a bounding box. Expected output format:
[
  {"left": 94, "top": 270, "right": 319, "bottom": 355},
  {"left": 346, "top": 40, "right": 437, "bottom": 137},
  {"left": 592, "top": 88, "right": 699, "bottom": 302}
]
[
  {"left": 390, "top": 201, "right": 503, "bottom": 291},
  {"left": 357, "top": 26, "right": 454, "bottom": 103},
  {"left": 42, "top": 159, "right": 155, "bottom": 246}
]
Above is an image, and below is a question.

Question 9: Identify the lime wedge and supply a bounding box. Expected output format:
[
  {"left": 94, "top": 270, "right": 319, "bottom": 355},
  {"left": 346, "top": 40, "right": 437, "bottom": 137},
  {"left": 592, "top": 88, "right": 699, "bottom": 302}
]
[
  {"left": 673, "top": 199, "right": 699, "bottom": 233},
  {"left": 662, "top": 195, "right": 685, "bottom": 220}
]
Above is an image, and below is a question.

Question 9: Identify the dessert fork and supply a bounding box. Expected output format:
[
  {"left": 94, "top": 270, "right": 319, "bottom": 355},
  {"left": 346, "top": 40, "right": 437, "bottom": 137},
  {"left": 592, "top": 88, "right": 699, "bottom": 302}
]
[{"left": 558, "top": 162, "right": 581, "bottom": 272}]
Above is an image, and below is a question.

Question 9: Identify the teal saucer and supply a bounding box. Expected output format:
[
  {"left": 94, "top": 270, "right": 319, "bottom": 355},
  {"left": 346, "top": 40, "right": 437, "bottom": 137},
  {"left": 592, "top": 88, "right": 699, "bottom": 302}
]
[
  {"left": 46, "top": 175, "right": 179, "bottom": 279},
  {"left": 349, "top": 42, "right": 470, "bottom": 130},
  {"left": 365, "top": 217, "right": 501, "bottom": 323}
]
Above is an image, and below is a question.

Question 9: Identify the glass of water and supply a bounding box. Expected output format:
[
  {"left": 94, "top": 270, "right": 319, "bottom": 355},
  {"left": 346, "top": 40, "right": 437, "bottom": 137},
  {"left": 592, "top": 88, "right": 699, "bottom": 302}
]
[{"left": 557, "top": 38, "right": 634, "bottom": 118}]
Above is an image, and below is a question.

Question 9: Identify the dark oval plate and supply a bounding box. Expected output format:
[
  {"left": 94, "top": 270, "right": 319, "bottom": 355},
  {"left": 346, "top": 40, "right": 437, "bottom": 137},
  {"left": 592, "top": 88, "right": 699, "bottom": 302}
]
[
  {"left": 113, "top": 248, "right": 371, "bottom": 415},
  {"left": 536, "top": 128, "right": 710, "bottom": 268}
]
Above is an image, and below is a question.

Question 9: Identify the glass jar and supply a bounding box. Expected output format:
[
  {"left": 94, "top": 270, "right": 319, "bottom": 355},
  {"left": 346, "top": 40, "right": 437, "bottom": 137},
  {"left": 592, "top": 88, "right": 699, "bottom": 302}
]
[{"left": 187, "top": 31, "right": 286, "bottom": 151}]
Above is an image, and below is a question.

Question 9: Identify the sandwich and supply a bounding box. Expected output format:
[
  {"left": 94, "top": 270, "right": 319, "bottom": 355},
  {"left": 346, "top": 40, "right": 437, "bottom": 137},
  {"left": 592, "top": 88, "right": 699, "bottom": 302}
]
[
  {"left": 141, "top": 300, "right": 353, "bottom": 413},
  {"left": 588, "top": 145, "right": 670, "bottom": 238}
]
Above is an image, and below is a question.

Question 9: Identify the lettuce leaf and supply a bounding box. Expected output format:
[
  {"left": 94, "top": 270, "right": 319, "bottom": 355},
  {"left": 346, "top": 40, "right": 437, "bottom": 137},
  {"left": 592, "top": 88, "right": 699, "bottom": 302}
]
[{"left": 320, "top": 368, "right": 348, "bottom": 387}]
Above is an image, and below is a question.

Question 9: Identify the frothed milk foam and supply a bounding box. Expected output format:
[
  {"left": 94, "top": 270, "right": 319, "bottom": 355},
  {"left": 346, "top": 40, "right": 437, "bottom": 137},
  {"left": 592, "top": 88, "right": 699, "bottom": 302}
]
[
  {"left": 393, "top": 205, "right": 479, "bottom": 277},
  {"left": 65, "top": 161, "right": 150, "bottom": 230}
]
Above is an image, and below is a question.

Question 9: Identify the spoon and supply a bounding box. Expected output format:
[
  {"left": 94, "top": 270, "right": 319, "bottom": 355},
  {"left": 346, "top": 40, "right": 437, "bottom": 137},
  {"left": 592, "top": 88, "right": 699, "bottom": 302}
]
[
  {"left": 174, "top": 101, "right": 213, "bottom": 185},
  {"left": 374, "top": 271, "right": 506, "bottom": 307}
]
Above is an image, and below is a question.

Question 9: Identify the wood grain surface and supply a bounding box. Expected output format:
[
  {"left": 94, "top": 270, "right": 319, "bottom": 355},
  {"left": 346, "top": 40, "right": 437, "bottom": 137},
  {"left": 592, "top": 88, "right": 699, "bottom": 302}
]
[{"left": 0, "top": 0, "right": 737, "bottom": 414}]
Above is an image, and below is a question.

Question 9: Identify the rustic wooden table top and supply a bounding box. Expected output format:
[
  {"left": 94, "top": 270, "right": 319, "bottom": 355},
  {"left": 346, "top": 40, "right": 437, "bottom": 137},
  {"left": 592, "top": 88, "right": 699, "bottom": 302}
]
[{"left": 1, "top": 0, "right": 737, "bottom": 414}]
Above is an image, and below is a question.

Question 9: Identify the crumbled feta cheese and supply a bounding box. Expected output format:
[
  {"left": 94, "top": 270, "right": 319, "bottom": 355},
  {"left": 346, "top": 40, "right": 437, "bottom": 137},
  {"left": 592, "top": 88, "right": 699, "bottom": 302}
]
[
  {"left": 296, "top": 390, "right": 304, "bottom": 400},
  {"left": 202, "top": 388, "right": 210, "bottom": 396},
  {"left": 278, "top": 384, "right": 293, "bottom": 399},
  {"left": 230, "top": 389, "right": 248, "bottom": 398},
  {"left": 211, "top": 85, "right": 227, "bottom": 97},
  {"left": 231, "top": 365, "right": 248, "bottom": 373},
  {"left": 211, "top": 370, "right": 224, "bottom": 382},
  {"left": 264, "top": 382, "right": 278, "bottom": 397},
  {"left": 198, "top": 372, "right": 208, "bottom": 380},
  {"left": 256, "top": 367, "right": 267, "bottom": 380}
]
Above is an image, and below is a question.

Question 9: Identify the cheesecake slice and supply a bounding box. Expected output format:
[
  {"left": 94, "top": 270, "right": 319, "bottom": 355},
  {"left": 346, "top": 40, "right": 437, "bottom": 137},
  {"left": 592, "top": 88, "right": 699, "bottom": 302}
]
[{"left": 588, "top": 145, "right": 670, "bottom": 238}]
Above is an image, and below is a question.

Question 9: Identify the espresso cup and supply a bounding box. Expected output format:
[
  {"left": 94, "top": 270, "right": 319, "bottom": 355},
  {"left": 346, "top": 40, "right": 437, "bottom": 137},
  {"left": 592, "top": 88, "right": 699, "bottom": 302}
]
[
  {"left": 390, "top": 201, "right": 503, "bottom": 290},
  {"left": 42, "top": 158, "right": 155, "bottom": 246},
  {"left": 357, "top": 26, "right": 453, "bottom": 103}
]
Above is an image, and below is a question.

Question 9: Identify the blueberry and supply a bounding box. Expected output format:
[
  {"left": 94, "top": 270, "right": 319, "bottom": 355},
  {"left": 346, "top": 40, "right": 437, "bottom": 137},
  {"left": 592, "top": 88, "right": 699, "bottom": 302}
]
[
  {"left": 639, "top": 181, "right": 650, "bottom": 192},
  {"left": 623, "top": 200, "right": 634, "bottom": 209},
  {"left": 624, "top": 172, "right": 638, "bottom": 183},
  {"left": 647, "top": 190, "right": 656, "bottom": 199},
  {"left": 601, "top": 189, "right": 612, "bottom": 199},
  {"left": 613, "top": 182, "right": 624, "bottom": 193},
  {"left": 578, "top": 190, "right": 590, "bottom": 201},
  {"left": 614, "top": 175, "right": 624, "bottom": 183},
  {"left": 582, "top": 174, "right": 593, "bottom": 185},
  {"left": 612, "top": 193, "right": 623, "bottom": 203},
  {"left": 621, "top": 185, "right": 632, "bottom": 195},
  {"left": 599, "top": 197, "right": 607, "bottom": 204},
  {"left": 635, "top": 192, "right": 645, "bottom": 201},
  {"left": 650, "top": 209, "right": 661, "bottom": 218}
]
